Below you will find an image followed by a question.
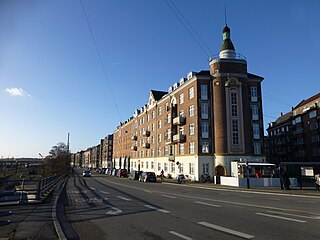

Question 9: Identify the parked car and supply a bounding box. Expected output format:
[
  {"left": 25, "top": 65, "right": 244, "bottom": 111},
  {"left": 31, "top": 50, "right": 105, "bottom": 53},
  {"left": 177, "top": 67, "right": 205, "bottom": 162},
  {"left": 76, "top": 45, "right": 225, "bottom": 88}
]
[
  {"left": 139, "top": 172, "right": 157, "bottom": 182},
  {"left": 177, "top": 174, "right": 186, "bottom": 183},
  {"left": 82, "top": 170, "right": 91, "bottom": 177},
  {"left": 117, "top": 169, "right": 128, "bottom": 177},
  {"left": 128, "top": 170, "right": 142, "bottom": 180},
  {"left": 105, "top": 168, "right": 112, "bottom": 175}
]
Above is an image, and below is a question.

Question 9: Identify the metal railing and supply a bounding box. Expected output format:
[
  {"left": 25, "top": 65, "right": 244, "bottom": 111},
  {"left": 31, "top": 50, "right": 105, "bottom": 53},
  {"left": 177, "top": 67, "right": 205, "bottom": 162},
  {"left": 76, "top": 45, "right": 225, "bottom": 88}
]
[{"left": 0, "top": 171, "right": 67, "bottom": 204}]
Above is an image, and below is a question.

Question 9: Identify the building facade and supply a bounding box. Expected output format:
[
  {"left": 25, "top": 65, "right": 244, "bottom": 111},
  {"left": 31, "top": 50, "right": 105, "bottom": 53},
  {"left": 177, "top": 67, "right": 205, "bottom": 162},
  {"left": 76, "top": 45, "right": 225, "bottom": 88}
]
[
  {"left": 267, "top": 93, "right": 320, "bottom": 165},
  {"left": 100, "top": 135, "right": 113, "bottom": 168},
  {"left": 112, "top": 25, "right": 265, "bottom": 181}
]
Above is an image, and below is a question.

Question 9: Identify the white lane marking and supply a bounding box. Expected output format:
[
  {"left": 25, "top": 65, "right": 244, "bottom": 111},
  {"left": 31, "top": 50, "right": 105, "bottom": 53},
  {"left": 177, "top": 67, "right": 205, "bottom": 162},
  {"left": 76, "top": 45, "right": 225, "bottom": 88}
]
[
  {"left": 267, "top": 198, "right": 281, "bottom": 201},
  {"left": 144, "top": 205, "right": 170, "bottom": 213},
  {"left": 298, "top": 200, "right": 316, "bottom": 204},
  {"left": 144, "top": 190, "right": 153, "bottom": 193},
  {"left": 89, "top": 187, "right": 96, "bottom": 190},
  {"left": 266, "top": 210, "right": 320, "bottom": 220},
  {"left": 169, "top": 231, "right": 193, "bottom": 240},
  {"left": 195, "top": 201, "right": 221, "bottom": 208},
  {"left": 255, "top": 213, "right": 306, "bottom": 223},
  {"left": 116, "top": 196, "right": 131, "bottom": 201},
  {"left": 100, "top": 191, "right": 110, "bottom": 194},
  {"left": 161, "top": 194, "right": 177, "bottom": 199},
  {"left": 106, "top": 205, "right": 122, "bottom": 215},
  {"left": 197, "top": 222, "right": 254, "bottom": 239}
]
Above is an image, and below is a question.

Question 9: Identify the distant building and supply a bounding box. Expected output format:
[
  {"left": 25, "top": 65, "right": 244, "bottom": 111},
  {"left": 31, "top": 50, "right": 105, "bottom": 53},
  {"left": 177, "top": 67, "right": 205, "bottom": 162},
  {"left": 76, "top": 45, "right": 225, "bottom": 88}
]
[
  {"left": 267, "top": 92, "right": 320, "bottom": 165},
  {"left": 100, "top": 135, "right": 113, "bottom": 168},
  {"left": 112, "top": 25, "right": 265, "bottom": 181},
  {"left": 74, "top": 151, "right": 83, "bottom": 167}
]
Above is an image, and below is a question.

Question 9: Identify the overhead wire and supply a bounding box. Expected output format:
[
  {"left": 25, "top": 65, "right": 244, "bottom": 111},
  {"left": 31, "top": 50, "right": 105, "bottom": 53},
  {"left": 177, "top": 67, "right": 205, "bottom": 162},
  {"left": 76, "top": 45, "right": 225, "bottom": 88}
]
[
  {"left": 163, "top": 0, "right": 212, "bottom": 58},
  {"left": 79, "top": 0, "right": 122, "bottom": 121}
]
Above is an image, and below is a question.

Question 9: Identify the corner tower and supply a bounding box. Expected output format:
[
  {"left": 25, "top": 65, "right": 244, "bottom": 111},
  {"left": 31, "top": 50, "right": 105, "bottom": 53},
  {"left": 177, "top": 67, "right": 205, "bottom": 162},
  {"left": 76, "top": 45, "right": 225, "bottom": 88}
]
[{"left": 210, "top": 25, "right": 265, "bottom": 176}]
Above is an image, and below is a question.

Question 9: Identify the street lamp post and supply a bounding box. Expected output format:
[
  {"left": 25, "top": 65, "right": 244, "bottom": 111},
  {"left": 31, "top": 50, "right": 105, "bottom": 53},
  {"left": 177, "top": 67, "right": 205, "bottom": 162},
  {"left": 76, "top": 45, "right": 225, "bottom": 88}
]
[{"left": 245, "top": 161, "right": 250, "bottom": 189}]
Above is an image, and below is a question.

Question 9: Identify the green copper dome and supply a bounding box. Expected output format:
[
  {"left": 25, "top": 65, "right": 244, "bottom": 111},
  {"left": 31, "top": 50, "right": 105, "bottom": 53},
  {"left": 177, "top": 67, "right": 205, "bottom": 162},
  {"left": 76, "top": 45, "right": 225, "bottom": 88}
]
[{"left": 220, "top": 25, "right": 235, "bottom": 51}]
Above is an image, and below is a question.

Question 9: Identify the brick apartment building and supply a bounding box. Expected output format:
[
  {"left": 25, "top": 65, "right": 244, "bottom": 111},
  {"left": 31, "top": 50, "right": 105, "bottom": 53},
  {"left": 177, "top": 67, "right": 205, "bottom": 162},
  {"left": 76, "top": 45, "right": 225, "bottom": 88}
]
[
  {"left": 100, "top": 135, "right": 113, "bottom": 168},
  {"left": 267, "top": 93, "right": 320, "bottom": 165},
  {"left": 112, "top": 25, "right": 265, "bottom": 181}
]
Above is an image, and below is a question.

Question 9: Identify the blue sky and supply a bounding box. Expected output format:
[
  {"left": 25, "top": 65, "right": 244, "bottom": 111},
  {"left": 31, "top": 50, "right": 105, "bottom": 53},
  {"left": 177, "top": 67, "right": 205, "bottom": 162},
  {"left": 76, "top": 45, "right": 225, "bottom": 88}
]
[{"left": 0, "top": 0, "right": 319, "bottom": 158}]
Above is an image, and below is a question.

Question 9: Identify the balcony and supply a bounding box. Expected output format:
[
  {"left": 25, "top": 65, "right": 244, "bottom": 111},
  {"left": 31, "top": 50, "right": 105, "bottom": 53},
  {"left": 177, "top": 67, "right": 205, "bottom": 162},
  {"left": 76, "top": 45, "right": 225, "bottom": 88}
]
[
  {"left": 131, "top": 135, "right": 137, "bottom": 141},
  {"left": 173, "top": 116, "right": 186, "bottom": 126},
  {"left": 168, "top": 155, "right": 175, "bottom": 161},
  {"left": 142, "top": 130, "right": 150, "bottom": 137},
  {"left": 131, "top": 146, "right": 137, "bottom": 151},
  {"left": 142, "top": 143, "right": 150, "bottom": 149},
  {"left": 173, "top": 134, "right": 186, "bottom": 143}
]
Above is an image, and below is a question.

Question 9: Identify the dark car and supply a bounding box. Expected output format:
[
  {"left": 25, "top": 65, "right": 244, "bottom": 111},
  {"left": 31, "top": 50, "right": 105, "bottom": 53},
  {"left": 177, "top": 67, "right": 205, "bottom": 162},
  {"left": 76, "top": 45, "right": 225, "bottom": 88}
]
[
  {"left": 128, "top": 170, "right": 142, "bottom": 180},
  {"left": 82, "top": 170, "right": 91, "bottom": 177},
  {"left": 117, "top": 169, "right": 128, "bottom": 177},
  {"left": 139, "top": 172, "right": 157, "bottom": 182},
  {"left": 177, "top": 174, "right": 186, "bottom": 184}
]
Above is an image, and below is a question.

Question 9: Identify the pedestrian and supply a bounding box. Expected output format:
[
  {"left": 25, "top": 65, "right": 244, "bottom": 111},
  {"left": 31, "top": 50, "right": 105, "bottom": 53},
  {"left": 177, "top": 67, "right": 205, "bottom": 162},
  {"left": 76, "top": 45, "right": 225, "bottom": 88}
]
[
  {"left": 315, "top": 172, "right": 320, "bottom": 190},
  {"left": 160, "top": 169, "right": 164, "bottom": 182},
  {"left": 284, "top": 175, "right": 291, "bottom": 190}
]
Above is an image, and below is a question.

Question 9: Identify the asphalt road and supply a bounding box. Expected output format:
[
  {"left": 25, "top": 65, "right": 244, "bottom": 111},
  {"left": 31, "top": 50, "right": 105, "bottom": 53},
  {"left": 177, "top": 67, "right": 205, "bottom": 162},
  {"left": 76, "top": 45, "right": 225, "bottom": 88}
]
[{"left": 62, "top": 170, "right": 320, "bottom": 240}]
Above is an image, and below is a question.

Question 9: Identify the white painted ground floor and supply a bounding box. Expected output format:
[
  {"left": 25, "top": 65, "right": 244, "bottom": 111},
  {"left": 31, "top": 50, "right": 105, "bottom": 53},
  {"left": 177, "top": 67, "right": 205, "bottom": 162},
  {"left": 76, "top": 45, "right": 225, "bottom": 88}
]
[{"left": 113, "top": 154, "right": 266, "bottom": 181}]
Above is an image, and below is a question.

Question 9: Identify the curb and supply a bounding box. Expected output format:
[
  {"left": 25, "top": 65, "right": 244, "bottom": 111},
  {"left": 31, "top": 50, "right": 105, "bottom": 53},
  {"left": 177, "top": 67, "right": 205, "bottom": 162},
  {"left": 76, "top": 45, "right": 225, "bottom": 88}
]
[{"left": 52, "top": 178, "right": 68, "bottom": 240}]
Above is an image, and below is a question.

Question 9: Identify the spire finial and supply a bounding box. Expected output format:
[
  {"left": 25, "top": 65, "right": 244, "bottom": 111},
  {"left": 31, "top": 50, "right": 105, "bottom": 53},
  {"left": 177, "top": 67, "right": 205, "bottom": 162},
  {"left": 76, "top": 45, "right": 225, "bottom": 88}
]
[{"left": 224, "top": 1, "right": 228, "bottom": 26}]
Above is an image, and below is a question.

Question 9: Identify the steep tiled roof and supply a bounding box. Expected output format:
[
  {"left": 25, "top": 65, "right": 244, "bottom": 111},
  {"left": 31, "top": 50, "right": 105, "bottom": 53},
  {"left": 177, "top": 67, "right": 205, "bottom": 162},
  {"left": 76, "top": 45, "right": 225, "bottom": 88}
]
[{"left": 274, "top": 112, "right": 292, "bottom": 125}]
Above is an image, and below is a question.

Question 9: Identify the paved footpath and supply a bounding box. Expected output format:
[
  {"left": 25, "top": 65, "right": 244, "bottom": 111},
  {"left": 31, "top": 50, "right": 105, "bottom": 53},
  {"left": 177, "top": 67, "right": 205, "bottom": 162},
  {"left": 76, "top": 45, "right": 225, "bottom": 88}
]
[{"left": 0, "top": 187, "right": 60, "bottom": 240}]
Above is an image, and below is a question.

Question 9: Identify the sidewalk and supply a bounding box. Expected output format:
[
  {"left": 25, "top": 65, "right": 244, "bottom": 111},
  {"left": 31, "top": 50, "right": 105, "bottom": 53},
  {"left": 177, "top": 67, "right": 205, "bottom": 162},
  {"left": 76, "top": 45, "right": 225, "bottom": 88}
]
[{"left": 161, "top": 178, "right": 320, "bottom": 197}]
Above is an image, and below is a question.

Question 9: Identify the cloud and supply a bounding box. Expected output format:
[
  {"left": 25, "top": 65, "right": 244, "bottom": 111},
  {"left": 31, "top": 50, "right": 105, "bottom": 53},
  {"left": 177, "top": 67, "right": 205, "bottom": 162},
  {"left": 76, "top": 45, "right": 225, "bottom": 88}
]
[{"left": 5, "top": 87, "right": 32, "bottom": 97}]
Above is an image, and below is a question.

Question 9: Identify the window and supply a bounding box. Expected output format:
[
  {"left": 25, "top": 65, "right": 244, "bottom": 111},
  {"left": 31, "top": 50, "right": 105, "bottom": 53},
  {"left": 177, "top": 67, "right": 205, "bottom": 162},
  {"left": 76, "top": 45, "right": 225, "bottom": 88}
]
[
  {"left": 231, "top": 92, "right": 238, "bottom": 117},
  {"left": 202, "top": 163, "right": 209, "bottom": 175},
  {"left": 179, "top": 163, "right": 184, "bottom": 173},
  {"left": 147, "top": 114, "right": 150, "bottom": 121},
  {"left": 166, "top": 129, "right": 171, "bottom": 140},
  {"left": 313, "top": 148, "right": 320, "bottom": 156},
  {"left": 158, "top": 162, "right": 161, "bottom": 171},
  {"left": 202, "top": 122, "right": 209, "bottom": 138},
  {"left": 151, "top": 161, "right": 154, "bottom": 169},
  {"left": 179, "top": 127, "right": 184, "bottom": 135},
  {"left": 201, "top": 102, "right": 208, "bottom": 119},
  {"left": 180, "top": 93, "right": 184, "bottom": 104},
  {"left": 201, "top": 85, "right": 208, "bottom": 100},
  {"left": 158, "top": 120, "right": 162, "bottom": 129},
  {"left": 152, "top": 136, "right": 155, "bottom": 144},
  {"left": 189, "top": 142, "right": 195, "bottom": 154},
  {"left": 189, "top": 87, "right": 194, "bottom": 99},
  {"left": 295, "top": 116, "right": 301, "bottom": 124},
  {"left": 189, "top": 123, "right": 195, "bottom": 135},
  {"left": 164, "top": 146, "right": 169, "bottom": 156},
  {"left": 252, "top": 104, "right": 259, "bottom": 120},
  {"left": 202, "top": 141, "right": 209, "bottom": 153},
  {"left": 311, "top": 135, "right": 320, "bottom": 143},
  {"left": 141, "top": 161, "right": 144, "bottom": 168},
  {"left": 158, "top": 134, "right": 162, "bottom": 143},
  {"left": 310, "top": 122, "right": 319, "bottom": 130},
  {"left": 189, "top": 105, "right": 195, "bottom": 117},
  {"left": 134, "top": 162, "right": 137, "bottom": 168},
  {"left": 151, "top": 148, "right": 155, "bottom": 157},
  {"left": 232, "top": 120, "right": 239, "bottom": 145},
  {"left": 171, "top": 162, "right": 175, "bottom": 173},
  {"left": 180, "top": 110, "right": 185, "bottom": 117},
  {"left": 189, "top": 163, "right": 195, "bottom": 175},
  {"left": 250, "top": 86, "right": 257, "bottom": 102},
  {"left": 254, "top": 142, "right": 261, "bottom": 155},
  {"left": 152, "top": 111, "right": 155, "bottom": 119},
  {"left": 164, "top": 163, "right": 168, "bottom": 172},
  {"left": 309, "top": 110, "right": 317, "bottom": 119},
  {"left": 179, "top": 144, "right": 184, "bottom": 155},
  {"left": 158, "top": 147, "right": 162, "bottom": 156},
  {"left": 152, "top": 123, "right": 155, "bottom": 132},
  {"left": 253, "top": 123, "right": 260, "bottom": 139},
  {"left": 158, "top": 106, "right": 162, "bottom": 116},
  {"left": 146, "top": 162, "right": 149, "bottom": 169},
  {"left": 167, "top": 113, "right": 171, "bottom": 123}
]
